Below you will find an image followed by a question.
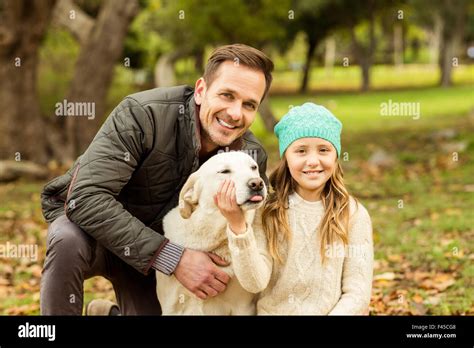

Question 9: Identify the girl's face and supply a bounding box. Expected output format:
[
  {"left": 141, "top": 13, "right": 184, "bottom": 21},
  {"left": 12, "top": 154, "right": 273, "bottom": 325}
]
[{"left": 285, "top": 137, "right": 338, "bottom": 201}]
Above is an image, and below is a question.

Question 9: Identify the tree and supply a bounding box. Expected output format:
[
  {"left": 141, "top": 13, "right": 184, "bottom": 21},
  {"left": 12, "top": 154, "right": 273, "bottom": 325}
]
[
  {"left": 349, "top": 1, "right": 377, "bottom": 92},
  {"left": 284, "top": 0, "right": 341, "bottom": 94},
  {"left": 56, "top": 0, "right": 139, "bottom": 158},
  {"left": 411, "top": 0, "right": 470, "bottom": 87},
  {"left": 340, "top": 0, "right": 401, "bottom": 91},
  {"left": 286, "top": 0, "right": 401, "bottom": 93},
  {"left": 0, "top": 0, "right": 139, "bottom": 164},
  {"left": 437, "top": 0, "right": 469, "bottom": 86},
  {"left": 0, "top": 0, "right": 57, "bottom": 164}
]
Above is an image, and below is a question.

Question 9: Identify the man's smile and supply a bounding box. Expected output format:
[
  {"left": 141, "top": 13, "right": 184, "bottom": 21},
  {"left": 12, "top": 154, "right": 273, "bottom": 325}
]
[{"left": 216, "top": 117, "right": 238, "bottom": 130}]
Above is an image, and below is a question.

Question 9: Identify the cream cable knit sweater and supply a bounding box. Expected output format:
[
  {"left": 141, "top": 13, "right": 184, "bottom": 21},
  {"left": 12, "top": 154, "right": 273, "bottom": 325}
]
[{"left": 226, "top": 192, "right": 373, "bottom": 315}]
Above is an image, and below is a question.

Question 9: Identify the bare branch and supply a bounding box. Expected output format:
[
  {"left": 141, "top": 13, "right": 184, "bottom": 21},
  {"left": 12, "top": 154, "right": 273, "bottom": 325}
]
[{"left": 51, "top": 0, "right": 94, "bottom": 45}]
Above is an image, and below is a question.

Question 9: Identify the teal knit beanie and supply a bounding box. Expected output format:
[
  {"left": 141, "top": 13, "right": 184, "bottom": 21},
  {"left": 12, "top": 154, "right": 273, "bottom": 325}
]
[{"left": 274, "top": 103, "right": 342, "bottom": 158}]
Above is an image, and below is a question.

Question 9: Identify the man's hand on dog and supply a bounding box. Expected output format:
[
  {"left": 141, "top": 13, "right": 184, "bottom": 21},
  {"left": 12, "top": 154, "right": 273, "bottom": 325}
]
[
  {"left": 173, "top": 179, "right": 245, "bottom": 300},
  {"left": 174, "top": 249, "right": 230, "bottom": 299},
  {"left": 214, "top": 179, "right": 247, "bottom": 234}
]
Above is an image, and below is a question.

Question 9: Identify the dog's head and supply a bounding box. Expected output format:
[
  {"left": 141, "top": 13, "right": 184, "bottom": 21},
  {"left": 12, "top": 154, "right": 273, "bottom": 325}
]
[{"left": 178, "top": 151, "right": 267, "bottom": 219}]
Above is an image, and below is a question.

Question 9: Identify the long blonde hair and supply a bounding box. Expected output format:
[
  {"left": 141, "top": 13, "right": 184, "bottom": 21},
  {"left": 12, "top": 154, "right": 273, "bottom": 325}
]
[{"left": 262, "top": 157, "right": 351, "bottom": 264}]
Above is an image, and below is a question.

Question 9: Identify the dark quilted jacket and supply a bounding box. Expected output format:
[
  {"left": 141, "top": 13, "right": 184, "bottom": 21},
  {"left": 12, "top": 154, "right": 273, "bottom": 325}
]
[{"left": 40, "top": 85, "right": 268, "bottom": 274}]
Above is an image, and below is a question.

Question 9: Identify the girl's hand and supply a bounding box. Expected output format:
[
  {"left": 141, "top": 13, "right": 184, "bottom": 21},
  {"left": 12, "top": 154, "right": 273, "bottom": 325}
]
[{"left": 214, "top": 179, "right": 246, "bottom": 234}]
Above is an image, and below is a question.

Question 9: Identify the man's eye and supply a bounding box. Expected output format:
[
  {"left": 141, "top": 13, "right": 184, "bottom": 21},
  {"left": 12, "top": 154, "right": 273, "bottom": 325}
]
[
  {"left": 221, "top": 93, "right": 232, "bottom": 99},
  {"left": 244, "top": 103, "right": 256, "bottom": 110},
  {"left": 320, "top": 148, "right": 329, "bottom": 153},
  {"left": 219, "top": 169, "right": 231, "bottom": 174}
]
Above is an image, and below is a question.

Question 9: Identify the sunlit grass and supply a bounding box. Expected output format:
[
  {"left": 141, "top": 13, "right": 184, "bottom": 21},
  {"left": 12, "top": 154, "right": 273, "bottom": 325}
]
[
  {"left": 251, "top": 85, "right": 474, "bottom": 142},
  {"left": 272, "top": 64, "right": 474, "bottom": 91}
]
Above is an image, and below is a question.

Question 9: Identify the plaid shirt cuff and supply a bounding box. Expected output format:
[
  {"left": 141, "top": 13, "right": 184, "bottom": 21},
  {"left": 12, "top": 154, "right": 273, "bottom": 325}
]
[{"left": 152, "top": 241, "right": 185, "bottom": 275}]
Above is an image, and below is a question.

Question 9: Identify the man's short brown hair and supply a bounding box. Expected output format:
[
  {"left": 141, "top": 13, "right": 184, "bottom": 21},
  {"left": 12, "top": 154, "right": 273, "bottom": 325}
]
[{"left": 203, "top": 44, "right": 274, "bottom": 101}]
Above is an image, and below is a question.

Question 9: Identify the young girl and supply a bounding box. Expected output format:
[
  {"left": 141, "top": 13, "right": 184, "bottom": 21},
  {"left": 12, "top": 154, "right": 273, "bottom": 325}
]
[{"left": 215, "top": 102, "right": 373, "bottom": 315}]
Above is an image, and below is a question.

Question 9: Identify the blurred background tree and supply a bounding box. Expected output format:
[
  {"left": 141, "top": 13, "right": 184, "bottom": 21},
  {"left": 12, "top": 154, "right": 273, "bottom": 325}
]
[
  {"left": 1, "top": 0, "right": 139, "bottom": 165},
  {"left": 0, "top": 0, "right": 57, "bottom": 165}
]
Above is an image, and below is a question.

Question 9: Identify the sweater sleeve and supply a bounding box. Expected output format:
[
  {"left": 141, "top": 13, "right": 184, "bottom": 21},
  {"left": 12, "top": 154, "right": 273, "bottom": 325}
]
[
  {"left": 329, "top": 202, "right": 374, "bottom": 315},
  {"left": 226, "top": 210, "right": 272, "bottom": 293}
]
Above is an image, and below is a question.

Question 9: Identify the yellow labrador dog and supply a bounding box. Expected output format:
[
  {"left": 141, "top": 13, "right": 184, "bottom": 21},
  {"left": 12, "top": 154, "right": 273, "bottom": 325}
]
[{"left": 156, "top": 151, "right": 267, "bottom": 315}]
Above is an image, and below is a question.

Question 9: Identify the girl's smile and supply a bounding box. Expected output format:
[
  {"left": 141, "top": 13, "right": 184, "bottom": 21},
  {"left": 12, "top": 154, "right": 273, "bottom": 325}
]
[{"left": 302, "top": 169, "right": 324, "bottom": 176}]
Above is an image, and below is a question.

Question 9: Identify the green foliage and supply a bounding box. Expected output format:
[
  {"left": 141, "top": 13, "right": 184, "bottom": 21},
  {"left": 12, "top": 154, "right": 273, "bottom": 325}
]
[
  {"left": 151, "top": 0, "right": 290, "bottom": 52},
  {"left": 123, "top": 1, "right": 171, "bottom": 72}
]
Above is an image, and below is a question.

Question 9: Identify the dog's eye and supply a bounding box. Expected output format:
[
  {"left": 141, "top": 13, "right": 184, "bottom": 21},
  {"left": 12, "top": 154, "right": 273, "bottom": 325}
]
[
  {"left": 219, "top": 169, "right": 231, "bottom": 174},
  {"left": 251, "top": 165, "right": 257, "bottom": 171}
]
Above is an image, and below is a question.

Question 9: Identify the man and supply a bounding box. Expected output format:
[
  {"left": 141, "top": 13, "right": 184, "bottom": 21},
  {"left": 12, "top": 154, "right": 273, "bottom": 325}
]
[{"left": 40, "top": 44, "right": 273, "bottom": 315}]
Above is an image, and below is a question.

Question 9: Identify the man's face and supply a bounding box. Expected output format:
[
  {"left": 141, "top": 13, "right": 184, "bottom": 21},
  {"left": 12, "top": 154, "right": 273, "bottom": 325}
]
[{"left": 194, "top": 61, "right": 266, "bottom": 149}]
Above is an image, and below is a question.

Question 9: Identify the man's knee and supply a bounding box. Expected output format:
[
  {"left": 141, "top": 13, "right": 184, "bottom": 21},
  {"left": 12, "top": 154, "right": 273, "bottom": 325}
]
[
  {"left": 41, "top": 215, "right": 96, "bottom": 315},
  {"left": 45, "top": 215, "right": 94, "bottom": 265}
]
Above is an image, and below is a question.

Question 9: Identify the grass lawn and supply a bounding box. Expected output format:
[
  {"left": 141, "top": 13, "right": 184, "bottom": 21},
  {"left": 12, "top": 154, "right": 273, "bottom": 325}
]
[
  {"left": 346, "top": 118, "right": 474, "bottom": 315},
  {"left": 271, "top": 64, "right": 474, "bottom": 92},
  {"left": 257, "top": 85, "right": 474, "bottom": 132},
  {"left": 1, "top": 83, "right": 472, "bottom": 315}
]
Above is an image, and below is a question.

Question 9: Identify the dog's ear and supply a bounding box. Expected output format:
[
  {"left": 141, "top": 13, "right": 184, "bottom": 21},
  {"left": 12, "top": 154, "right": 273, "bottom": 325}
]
[{"left": 178, "top": 172, "right": 201, "bottom": 219}]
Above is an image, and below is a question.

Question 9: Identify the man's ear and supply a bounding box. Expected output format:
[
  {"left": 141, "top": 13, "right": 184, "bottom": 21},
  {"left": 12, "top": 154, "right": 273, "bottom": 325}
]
[
  {"left": 178, "top": 172, "right": 202, "bottom": 219},
  {"left": 194, "top": 77, "right": 206, "bottom": 105}
]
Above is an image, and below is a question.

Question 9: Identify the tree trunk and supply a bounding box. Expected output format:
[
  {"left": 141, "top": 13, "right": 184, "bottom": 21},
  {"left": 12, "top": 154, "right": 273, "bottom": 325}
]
[
  {"left": 438, "top": 2, "right": 467, "bottom": 87},
  {"left": 154, "top": 53, "right": 177, "bottom": 88},
  {"left": 0, "top": 160, "right": 48, "bottom": 182},
  {"left": 393, "top": 23, "right": 403, "bottom": 67},
  {"left": 324, "top": 36, "right": 336, "bottom": 74},
  {"left": 194, "top": 48, "right": 204, "bottom": 75},
  {"left": 439, "top": 36, "right": 455, "bottom": 87},
  {"left": 154, "top": 48, "right": 188, "bottom": 88},
  {"left": 299, "top": 37, "right": 317, "bottom": 94},
  {"left": 252, "top": 44, "right": 277, "bottom": 133},
  {"left": 360, "top": 59, "right": 370, "bottom": 92},
  {"left": 352, "top": 14, "right": 376, "bottom": 92},
  {"left": 365, "top": 13, "right": 376, "bottom": 91},
  {"left": 51, "top": 0, "right": 94, "bottom": 45},
  {"left": 428, "top": 14, "right": 443, "bottom": 65},
  {"left": 0, "top": 0, "right": 56, "bottom": 164},
  {"left": 65, "top": 0, "right": 139, "bottom": 158},
  {"left": 258, "top": 97, "right": 278, "bottom": 133}
]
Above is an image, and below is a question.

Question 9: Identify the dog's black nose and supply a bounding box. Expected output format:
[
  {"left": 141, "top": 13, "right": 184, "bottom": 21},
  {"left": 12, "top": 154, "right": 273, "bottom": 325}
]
[{"left": 248, "top": 178, "right": 264, "bottom": 191}]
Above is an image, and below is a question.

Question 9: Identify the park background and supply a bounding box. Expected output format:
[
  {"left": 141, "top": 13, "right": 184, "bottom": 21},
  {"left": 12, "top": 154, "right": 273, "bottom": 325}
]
[{"left": 0, "top": 0, "right": 473, "bottom": 315}]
